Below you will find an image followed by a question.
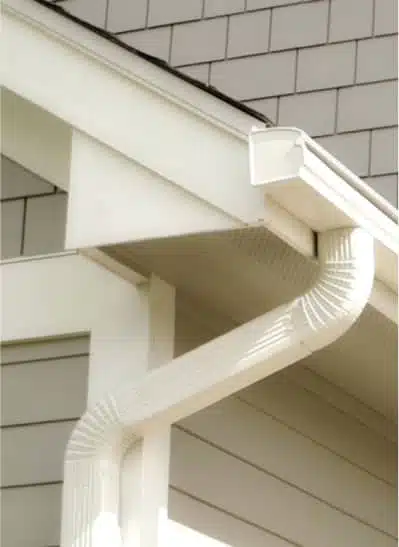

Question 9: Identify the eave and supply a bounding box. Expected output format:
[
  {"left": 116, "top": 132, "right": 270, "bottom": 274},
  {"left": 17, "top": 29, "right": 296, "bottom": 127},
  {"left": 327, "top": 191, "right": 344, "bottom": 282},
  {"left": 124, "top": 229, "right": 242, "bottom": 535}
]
[{"left": 3, "top": 0, "right": 397, "bottom": 328}]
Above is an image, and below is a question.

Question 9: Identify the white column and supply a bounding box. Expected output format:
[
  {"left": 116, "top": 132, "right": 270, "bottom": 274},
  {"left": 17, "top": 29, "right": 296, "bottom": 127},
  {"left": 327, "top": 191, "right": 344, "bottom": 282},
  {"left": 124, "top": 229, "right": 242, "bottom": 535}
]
[{"left": 120, "top": 275, "right": 175, "bottom": 547}]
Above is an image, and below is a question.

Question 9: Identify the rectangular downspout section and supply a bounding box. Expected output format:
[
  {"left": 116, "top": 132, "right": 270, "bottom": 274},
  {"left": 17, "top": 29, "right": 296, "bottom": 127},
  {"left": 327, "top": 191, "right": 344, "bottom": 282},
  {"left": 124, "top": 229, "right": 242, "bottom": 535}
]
[{"left": 61, "top": 227, "right": 374, "bottom": 547}]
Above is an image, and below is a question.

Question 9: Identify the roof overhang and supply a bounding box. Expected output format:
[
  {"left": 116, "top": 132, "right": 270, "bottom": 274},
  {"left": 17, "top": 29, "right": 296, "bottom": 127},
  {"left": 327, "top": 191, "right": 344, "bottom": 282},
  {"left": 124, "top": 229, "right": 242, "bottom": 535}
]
[{"left": 2, "top": 0, "right": 398, "bottom": 420}]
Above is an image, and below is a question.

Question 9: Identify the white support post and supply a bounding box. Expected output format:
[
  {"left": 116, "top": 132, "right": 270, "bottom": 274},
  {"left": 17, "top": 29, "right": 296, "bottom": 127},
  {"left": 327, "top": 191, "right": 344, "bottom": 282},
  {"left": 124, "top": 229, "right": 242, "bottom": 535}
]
[{"left": 120, "top": 276, "right": 175, "bottom": 547}]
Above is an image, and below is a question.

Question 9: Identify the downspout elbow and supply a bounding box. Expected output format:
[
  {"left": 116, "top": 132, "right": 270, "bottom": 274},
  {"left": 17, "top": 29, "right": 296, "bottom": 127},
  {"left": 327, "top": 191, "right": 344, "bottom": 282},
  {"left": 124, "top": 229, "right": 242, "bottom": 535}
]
[
  {"left": 293, "top": 228, "right": 375, "bottom": 354},
  {"left": 61, "top": 227, "right": 374, "bottom": 547}
]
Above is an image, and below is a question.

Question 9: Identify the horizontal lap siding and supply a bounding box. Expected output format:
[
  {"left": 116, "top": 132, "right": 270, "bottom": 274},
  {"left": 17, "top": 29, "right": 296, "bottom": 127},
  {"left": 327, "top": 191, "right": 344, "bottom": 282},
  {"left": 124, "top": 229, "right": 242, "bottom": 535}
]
[
  {"left": 173, "top": 307, "right": 397, "bottom": 545},
  {"left": 170, "top": 427, "right": 396, "bottom": 546},
  {"left": 1, "top": 337, "right": 89, "bottom": 547}
]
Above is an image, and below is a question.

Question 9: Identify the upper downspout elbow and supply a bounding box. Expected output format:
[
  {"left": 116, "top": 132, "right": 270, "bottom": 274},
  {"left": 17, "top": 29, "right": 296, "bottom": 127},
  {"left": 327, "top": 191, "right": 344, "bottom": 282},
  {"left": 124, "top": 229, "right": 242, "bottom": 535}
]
[{"left": 293, "top": 228, "right": 375, "bottom": 354}]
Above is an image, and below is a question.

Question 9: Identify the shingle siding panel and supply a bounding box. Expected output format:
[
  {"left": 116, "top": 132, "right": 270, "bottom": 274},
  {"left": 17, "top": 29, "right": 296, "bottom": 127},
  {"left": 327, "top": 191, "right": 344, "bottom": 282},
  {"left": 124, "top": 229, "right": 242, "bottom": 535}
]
[
  {"left": 297, "top": 42, "right": 356, "bottom": 92},
  {"left": 374, "top": 0, "right": 398, "bottom": 35},
  {"left": 106, "top": 0, "right": 148, "bottom": 32},
  {"left": 178, "top": 63, "right": 210, "bottom": 85},
  {"left": 1, "top": 157, "right": 54, "bottom": 200},
  {"left": 270, "top": 1, "right": 329, "bottom": 51},
  {"left": 64, "top": 0, "right": 108, "bottom": 27},
  {"left": 370, "top": 127, "right": 398, "bottom": 176},
  {"left": 228, "top": 10, "right": 271, "bottom": 58},
  {"left": 329, "top": 0, "right": 373, "bottom": 42},
  {"left": 337, "top": 81, "right": 397, "bottom": 132},
  {"left": 356, "top": 36, "right": 398, "bottom": 84},
  {"left": 204, "top": 0, "right": 245, "bottom": 17},
  {"left": 171, "top": 19, "right": 228, "bottom": 66},
  {"left": 365, "top": 174, "right": 398, "bottom": 207},
  {"left": 1, "top": 200, "right": 24, "bottom": 260},
  {"left": 247, "top": 0, "right": 313, "bottom": 8},
  {"left": 278, "top": 90, "right": 337, "bottom": 136},
  {"left": 23, "top": 193, "right": 67, "bottom": 256},
  {"left": 316, "top": 131, "right": 371, "bottom": 177},
  {"left": 210, "top": 51, "right": 296, "bottom": 100},
  {"left": 147, "top": 0, "right": 203, "bottom": 26},
  {"left": 120, "top": 27, "right": 172, "bottom": 62},
  {"left": 244, "top": 97, "right": 279, "bottom": 123}
]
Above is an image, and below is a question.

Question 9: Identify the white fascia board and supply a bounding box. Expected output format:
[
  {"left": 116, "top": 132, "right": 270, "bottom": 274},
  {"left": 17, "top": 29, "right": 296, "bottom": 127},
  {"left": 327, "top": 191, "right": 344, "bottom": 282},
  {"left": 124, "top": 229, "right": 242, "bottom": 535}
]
[
  {"left": 3, "top": 0, "right": 264, "bottom": 139},
  {"left": 3, "top": 1, "right": 268, "bottom": 225},
  {"left": 250, "top": 128, "right": 399, "bottom": 298}
]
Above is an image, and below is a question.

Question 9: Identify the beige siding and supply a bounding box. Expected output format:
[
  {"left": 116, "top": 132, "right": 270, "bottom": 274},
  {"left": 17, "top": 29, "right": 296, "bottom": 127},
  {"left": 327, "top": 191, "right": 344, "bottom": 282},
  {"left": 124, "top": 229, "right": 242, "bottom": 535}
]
[
  {"left": 172, "top": 304, "right": 397, "bottom": 545},
  {"left": 1, "top": 337, "right": 89, "bottom": 547}
]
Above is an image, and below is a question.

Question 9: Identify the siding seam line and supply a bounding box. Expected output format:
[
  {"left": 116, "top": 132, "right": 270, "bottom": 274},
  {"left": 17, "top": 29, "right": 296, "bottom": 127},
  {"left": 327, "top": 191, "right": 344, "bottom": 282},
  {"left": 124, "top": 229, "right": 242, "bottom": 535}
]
[
  {"left": 289, "top": 366, "right": 397, "bottom": 437},
  {"left": 169, "top": 485, "right": 304, "bottom": 547},
  {"left": 283, "top": 374, "right": 398, "bottom": 445},
  {"left": 1, "top": 480, "right": 63, "bottom": 490},
  {"left": 1, "top": 352, "right": 90, "bottom": 367},
  {"left": 1, "top": 417, "right": 79, "bottom": 429},
  {"left": 235, "top": 395, "right": 396, "bottom": 487},
  {"left": 175, "top": 425, "right": 396, "bottom": 537},
  {"left": 20, "top": 197, "right": 28, "bottom": 256}
]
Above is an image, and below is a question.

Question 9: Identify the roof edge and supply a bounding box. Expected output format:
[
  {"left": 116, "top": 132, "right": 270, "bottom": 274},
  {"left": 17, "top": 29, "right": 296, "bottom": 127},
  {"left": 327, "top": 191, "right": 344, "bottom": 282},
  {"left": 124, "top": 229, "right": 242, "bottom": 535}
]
[{"left": 32, "top": 0, "right": 274, "bottom": 127}]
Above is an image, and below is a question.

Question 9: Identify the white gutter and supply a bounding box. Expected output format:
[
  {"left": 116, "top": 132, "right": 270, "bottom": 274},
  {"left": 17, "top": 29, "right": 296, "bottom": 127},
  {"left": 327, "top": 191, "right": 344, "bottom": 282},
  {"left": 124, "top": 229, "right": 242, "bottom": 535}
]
[{"left": 61, "top": 227, "right": 374, "bottom": 546}]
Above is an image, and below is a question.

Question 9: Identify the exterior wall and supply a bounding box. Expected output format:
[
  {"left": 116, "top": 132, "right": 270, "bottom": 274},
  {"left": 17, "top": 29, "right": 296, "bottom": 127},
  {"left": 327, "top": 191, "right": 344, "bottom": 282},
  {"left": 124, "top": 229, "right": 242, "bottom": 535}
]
[
  {"left": 62, "top": 0, "right": 398, "bottom": 208},
  {"left": 1, "top": 156, "right": 68, "bottom": 260},
  {"left": 1, "top": 337, "right": 89, "bottom": 547},
  {"left": 173, "top": 305, "right": 398, "bottom": 546}
]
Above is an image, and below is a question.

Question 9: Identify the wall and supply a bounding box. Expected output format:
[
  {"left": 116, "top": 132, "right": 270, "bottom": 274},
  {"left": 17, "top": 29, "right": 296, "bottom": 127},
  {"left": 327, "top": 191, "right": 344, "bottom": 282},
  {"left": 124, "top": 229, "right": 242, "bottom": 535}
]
[
  {"left": 59, "top": 0, "right": 398, "bottom": 208},
  {"left": 172, "top": 302, "right": 398, "bottom": 546},
  {"left": 1, "top": 336, "right": 89, "bottom": 547},
  {"left": 1, "top": 156, "right": 68, "bottom": 260}
]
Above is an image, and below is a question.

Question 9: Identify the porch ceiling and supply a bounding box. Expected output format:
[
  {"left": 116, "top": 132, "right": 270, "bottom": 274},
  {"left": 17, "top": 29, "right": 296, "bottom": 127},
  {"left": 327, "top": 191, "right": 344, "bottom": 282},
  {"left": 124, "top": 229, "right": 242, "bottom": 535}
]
[{"left": 101, "top": 227, "right": 397, "bottom": 423}]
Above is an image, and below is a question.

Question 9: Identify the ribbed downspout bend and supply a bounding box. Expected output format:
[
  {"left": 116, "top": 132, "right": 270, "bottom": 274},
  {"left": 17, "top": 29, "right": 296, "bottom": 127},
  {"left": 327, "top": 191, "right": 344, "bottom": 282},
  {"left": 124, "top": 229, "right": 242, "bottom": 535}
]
[{"left": 61, "top": 227, "right": 374, "bottom": 547}]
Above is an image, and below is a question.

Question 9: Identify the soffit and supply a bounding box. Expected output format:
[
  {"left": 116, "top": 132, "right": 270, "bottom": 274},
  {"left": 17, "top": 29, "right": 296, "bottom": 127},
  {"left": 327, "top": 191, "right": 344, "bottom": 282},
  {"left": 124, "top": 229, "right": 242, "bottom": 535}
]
[{"left": 101, "top": 227, "right": 397, "bottom": 422}]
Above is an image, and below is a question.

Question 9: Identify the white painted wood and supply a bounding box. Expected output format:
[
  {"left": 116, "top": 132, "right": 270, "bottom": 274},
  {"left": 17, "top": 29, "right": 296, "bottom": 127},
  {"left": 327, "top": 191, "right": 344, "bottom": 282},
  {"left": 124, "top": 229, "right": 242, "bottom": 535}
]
[
  {"left": 2, "top": 421, "right": 76, "bottom": 487},
  {"left": 178, "top": 396, "right": 397, "bottom": 535},
  {"left": 170, "top": 428, "right": 396, "bottom": 547},
  {"left": 1, "top": 355, "right": 88, "bottom": 426},
  {"left": 2, "top": 484, "right": 62, "bottom": 547},
  {"left": 3, "top": 10, "right": 268, "bottom": 231},
  {"left": 3, "top": 0, "right": 265, "bottom": 140},
  {"left": 66, "top": 131, "right": 239, "bottom": 249},
  {"left": 2, "top": 89, "right": 71, "bottom": 190},
  {"left": 168, "top": 489, "right": 294, "bottom": 547},
  {"left": 119, "top": 276, "right": 176, "bottom": 546},
  {"left": 239, "top": 375, "right": 397, "bottom": 485}
]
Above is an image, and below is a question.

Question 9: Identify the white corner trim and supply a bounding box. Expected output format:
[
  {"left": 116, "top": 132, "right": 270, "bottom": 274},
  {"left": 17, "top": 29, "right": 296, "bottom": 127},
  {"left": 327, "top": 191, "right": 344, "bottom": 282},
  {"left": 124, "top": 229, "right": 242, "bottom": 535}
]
[{"left": 61, "top": 227, "right": 374, "bottom": 546}]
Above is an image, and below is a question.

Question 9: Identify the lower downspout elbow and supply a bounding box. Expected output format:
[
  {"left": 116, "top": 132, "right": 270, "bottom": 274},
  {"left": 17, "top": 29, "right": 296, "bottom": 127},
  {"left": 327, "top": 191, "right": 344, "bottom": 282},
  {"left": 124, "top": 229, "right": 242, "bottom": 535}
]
[{"left": 61, "top": 227, "right": 374, "bottom": 547}]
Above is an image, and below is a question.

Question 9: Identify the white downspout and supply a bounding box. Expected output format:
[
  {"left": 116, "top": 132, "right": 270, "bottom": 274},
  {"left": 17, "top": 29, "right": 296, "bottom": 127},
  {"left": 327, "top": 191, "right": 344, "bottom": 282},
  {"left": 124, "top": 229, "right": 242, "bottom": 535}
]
[{"left": 61, "top": 227, "right": 374, "bottom": 547}]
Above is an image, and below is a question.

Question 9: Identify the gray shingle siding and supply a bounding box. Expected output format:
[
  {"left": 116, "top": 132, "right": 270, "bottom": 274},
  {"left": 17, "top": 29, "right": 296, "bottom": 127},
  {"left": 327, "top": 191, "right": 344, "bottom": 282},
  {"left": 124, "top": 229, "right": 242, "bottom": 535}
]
[
  {"left": 1, "top": 157, "right": 67, "bottom": 260},
  {"left": 63, "top": 0, "right": 397, "bottom": 208}
]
